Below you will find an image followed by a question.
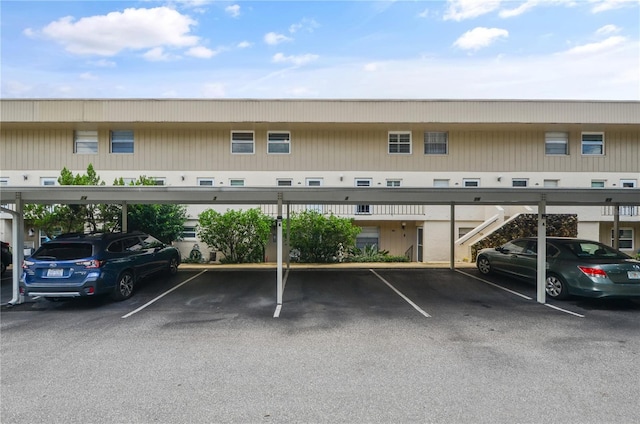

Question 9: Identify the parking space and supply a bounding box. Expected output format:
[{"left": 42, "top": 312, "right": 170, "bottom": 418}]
[{"left": 2, "top": 267, "right": 639, "bottom": 423}]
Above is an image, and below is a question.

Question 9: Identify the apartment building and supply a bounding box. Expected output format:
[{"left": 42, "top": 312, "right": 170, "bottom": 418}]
[{"left": 1, "top": 99, "right": 639, "bottom": 262}]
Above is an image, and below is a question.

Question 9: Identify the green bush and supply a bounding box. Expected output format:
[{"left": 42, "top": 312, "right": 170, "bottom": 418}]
[{"left": 289, "top": 210, "right": 360, "bottom": 263}]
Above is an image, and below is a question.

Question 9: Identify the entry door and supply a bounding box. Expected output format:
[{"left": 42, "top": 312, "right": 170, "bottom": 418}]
[{"left": 417, "top": 227, "right": 423, "bottom": 262}]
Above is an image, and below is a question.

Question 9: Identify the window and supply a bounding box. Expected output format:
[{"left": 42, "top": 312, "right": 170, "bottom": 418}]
[
  {"left": 543, "top": 180, "right": 559, "bottom": 187},
  {"left": 121, "top": 178, "right": 136, "bottom": 186},
  {"left": 182, "top": 226, "right": 197, "bottom": 239},
  {"left": 268, "top": 132, "right": 291, "bottom": 154},
  {"left": 356, "top": 227, "right": 379, "bottom": 249},
  {"left": 545, "top": 132, "right": 568, "bottom": 155},
  {"left": 229, "top": 179, "right": 245, "bottom": 187},
  {"left": 151, "top": 178, "right": 165, "bottom": 186},
  {"left": 110, "top": 130, "right": 134, "bottom": 153},
  {"left": 458, "top": 227, "right": 474, "bottom": 239},
  {"left": 74, "top": 130, "right": 98, "bottom": 154},
  {"left": 581, "top": 132, "right": 604, "bottom": 155},
  {"left": 231, "top": 131, "right": 254, "bottom": 154},
  {"left": 620, "top": 179, "right": 636, "bottom": 188},
  {"left": 197, "top": 178, "right": 214, "bottom": 186},
  {"left": 386, "top": 179, "right": 401, "bottom": 187},
  {"left": 611, "top": 228, "right": 634, "bottom": 250},
  {"left": 424, "top": 132, "right": 448, "bottom": 155},
  {"left": 277, "top": 179, "right": 293, "bottom": 186},
  {"left": 0, "top": 178, "right": 8, "bottom": 186},
  {"left": 591, "top": 180, "right": 606, "bottom": 188},
  {"left": 306, "top": 178, "right": 323, "bottom": 212},
  {"left": 512, "top": 179, "right": 528, "bottom": 187},
  {"left": 388, "top": 132, "right": 411, "bottom": 154},
  {"left": 355, "top": 179, "right": 372, "bottom": 214},
  {"left": 434, "top": 179, "right": 450, "bottom": 187},
  {"left": 41, "top": 178, "right": 57, "bottom": 186},
  {"left": 463, "top": 179, "right": 480, "bottom": 187}
]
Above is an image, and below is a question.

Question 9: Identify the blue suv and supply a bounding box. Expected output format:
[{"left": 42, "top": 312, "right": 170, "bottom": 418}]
[{"left": 21, "top": 231, "right": 181, "bottom": 301}]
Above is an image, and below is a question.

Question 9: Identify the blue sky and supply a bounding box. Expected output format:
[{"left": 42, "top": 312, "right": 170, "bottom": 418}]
[{"left": 1, "top": 0, "right": 639, "bottom": 99}]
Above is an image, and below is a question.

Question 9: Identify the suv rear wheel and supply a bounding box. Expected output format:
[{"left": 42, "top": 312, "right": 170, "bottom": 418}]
[{"left": 112, "top": 271, "right": 135, "bottom": 301}]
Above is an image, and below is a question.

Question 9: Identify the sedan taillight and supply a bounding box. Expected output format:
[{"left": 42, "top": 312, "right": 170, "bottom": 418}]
[
  {"left": 578, "top": 266, "right": 607, "bottom": 278},
  {"left": 22, "top": 260, "right": 34, "bottom": 269}
]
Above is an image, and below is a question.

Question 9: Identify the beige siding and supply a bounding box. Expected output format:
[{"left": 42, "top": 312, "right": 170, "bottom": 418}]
[
  {"left": 3, "top": 99, "right": 640, "bottom": 125},
  {"left": 2, "top": 125, "right": 639, "bottom": 173}
]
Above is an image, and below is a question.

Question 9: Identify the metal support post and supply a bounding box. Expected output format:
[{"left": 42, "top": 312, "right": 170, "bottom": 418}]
[
  {"left": 276, "top": 193, "right": 283, "bottom": 306},
  {"left": 450, "top": 203, "right": 455, "bottom": 270},
  {"left": 122, "top": 202, "right": 128, "bottom": 232},
  {"left": 537, "top": 197, "right": 547, "bottom": 304}
]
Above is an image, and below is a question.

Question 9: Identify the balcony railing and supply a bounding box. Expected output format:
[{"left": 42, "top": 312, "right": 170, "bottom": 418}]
[
  {"left": 602, "top": 206, "right": 639, "bottom": 216},
  {"left": 261, "top": 204, "right": 425, "bottom": 217}
]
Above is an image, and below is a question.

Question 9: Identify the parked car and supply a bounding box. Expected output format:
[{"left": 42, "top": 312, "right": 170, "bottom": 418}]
[
  {"left": 1, "top": 241, "right": 12, "bottom": 275},
  {"left": 476, "top": 237, "right": 640, "bottom": 300},
  {"left": 21, "top": 231, "right": 180, "bottom": 301}
]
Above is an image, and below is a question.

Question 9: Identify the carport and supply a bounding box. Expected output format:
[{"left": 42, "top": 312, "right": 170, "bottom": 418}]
[{"left": 1, "top": 186, "right": 638, "bottom": 310}]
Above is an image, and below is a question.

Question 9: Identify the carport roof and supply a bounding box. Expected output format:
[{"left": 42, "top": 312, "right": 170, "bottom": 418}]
[{"left": 1, "top": 186, "right": 638, "bottom": 206}]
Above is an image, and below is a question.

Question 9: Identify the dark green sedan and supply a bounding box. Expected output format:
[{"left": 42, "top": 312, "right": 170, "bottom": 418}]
[{"left": 476, "top": 237, "right": 640, "bottom": 300}]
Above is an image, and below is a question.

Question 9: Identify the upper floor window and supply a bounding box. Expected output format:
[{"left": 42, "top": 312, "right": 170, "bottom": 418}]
[
  {"left": 151, "top": 178, "right": 165, "bottom": 186},
  {"left": 388, "top": 132, "right": 411, "bottom": 154},
  {"left": 111, "top": 130, "right": 134, "bottom": 154},
  {"left": 424, "top": 132, "right": 448, "bottom": 155},
  {"left": 182, "top": 226, "right": 197, "bottom": 239},
  {"left": 74, "top": 130, "right": 98, "bottom": 154},
  {"left": 543, "top": 179, "right": 559, "bottom": 187},
  {"left": 386, "top": 179, "right": 401, "bottom": 187},
  {"left": 229, "top": 179, "right": 245, "bottom": 187},
  {"left": 545, "top": 132, "right": 568, "bottom": 155},
  {"left": 620, "top": 179, "right": 636, "bottom": 188},
  {"left": 0, "top": 178, "right": 8, "bottom": 186},
  {"left": 197, "top": 178, "right": 214, "bottom": 186},
  {"left": 591, "top": 180, "right": 606, "bottom": 188},
  {"left": 581, "top": 132, "right": 604, "bottom": 155},
  {"left": 512, "top": 179, "right": 528, "bottom": 187},
  {"left": 231, "top": 131, "right": 254, "bottom": 154},
  {"left": 463, "top": 179, "right": 480, "bottom": 187},
  {"left": 41, "top": 177, "right": 57, "bottom": 186},
  {"left": 434, "top": 179, "right": 450, "bottom": 187},
  {"left": 355, "top": 179, "right": 372, "bottom": 214},
  {"left": 277, "top": 179, "right": 293, "bottom": 186},
  {"left": 268, "top": 132, "right": 291, "bottom": 154},
  {"left": 306, "top": 178, "right": 323, "bottom": 187}
]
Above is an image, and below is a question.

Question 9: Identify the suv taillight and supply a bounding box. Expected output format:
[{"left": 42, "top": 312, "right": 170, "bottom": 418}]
[
  {"left": 76, "top": 259, "right": 104, "bottom": 268},
  {"left": 22, "top": 260, "right": 34, "bottom": 269}
]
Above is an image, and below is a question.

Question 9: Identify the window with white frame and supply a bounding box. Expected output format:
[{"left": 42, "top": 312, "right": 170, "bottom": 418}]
[
  {"left": 231, "top": 131, "right": 254, "bottom": 154},
  {"left": 612, "top": 228, "right": 634, "bottom": 250},
  {"left": 543, "top": 179, "right": 559, "bottom": 187},
  {"left": 620, "top": 179, "right": 636, "bottom": 188},
  {"left": 197, "top": 178, "right": 214, "bottom": 186},
  {"left": 150, "top": 178, "right": 165, "bottom": 186},
  {"left": 110, "top": 130, "right": 134, "bottom": 153},
  {"left": 267, "top": 132, "right": 291, "bottom": 154},
  {"left": 182, "top": 226, "right": 197, "bottom": 239},
  {"left": 356, "top": 227, "right": 379, "bottom": 249},
  {"left": 424, "top": 132, "right": 448, "bottom": 155},
  {"left": 277, "top": 179, "right": 293, "bottom": 186},
  {"left": 74, "top": 130, "right": 98, "bottom": 154},
  {"left": 512, "top": 179, "right": 528, "bottom": 187},
  {"left": 229, "top": 179, "right": 245, "bottom": 187},
  {"left": 591, "top": 180, "right": 606, "bottom": 188},
  {"left": 306, "top": 178, "right": 323, "bottom": 212},
  {"left": 41, "top": 177, "right": 57, "bottom": 186},
  {"left": 545, "top": 132, "right": 568, "bottom": 155},
  {"left": 355, "top": 179, "right": 372, "bottom": 214},
  {"left": 463, "top": 179, "right": 480, "bottom": 187},
  {"left": 0, "top": 178, "right": 8, "bottom": 186},
  {"left": 581, "top": 132, "right": 604, "bottom": 155},
  {"left": 386, "top": 179, "right": 401, "bottom": 187},
  {"left": 434, "top": 179, "right": 450, "bottom": 187},
  {"left": 388, "top": 132, "right": 411, "bottom": 154}
]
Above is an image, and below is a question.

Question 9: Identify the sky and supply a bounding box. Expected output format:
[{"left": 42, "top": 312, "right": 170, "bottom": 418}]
[{"left": 1, "top": 0, "right": 639, "bottom": 100}]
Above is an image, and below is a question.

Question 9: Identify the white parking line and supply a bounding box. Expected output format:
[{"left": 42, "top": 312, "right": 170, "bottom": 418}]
[
  {"left": 122, "top": 270, "right": 207, "bottom": 319},
  {"left": 455, "top": 270, "right": 532, "bottom": 300},
  {"left": 369, "top": 269, "right": 431, "bottom": 318},
  {"left": 456, "top": 270, "right": 585, "bottom": 318}
]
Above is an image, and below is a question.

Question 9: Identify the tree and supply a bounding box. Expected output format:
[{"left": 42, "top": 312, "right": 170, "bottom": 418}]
[
  {"left": 114, "top": 176, "right": 188, "bottom": 243},
  {"left": 289, "top": 210, "right": 361, "bottom": 263},
  {"left": 198, "top": 208, "right": 274, "bottom": 263}
]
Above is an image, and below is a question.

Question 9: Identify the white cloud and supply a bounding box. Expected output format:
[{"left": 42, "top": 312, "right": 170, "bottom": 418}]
[
  {"left": 454, "top": 27, "right": 509, "bottom": 51},
  {"left": 499, "top": 0, "right": 540, "bottom": 18},
  {"left": 563, "top": 35, "right": 627, "bottom": 55},
  {"left": 363, "top": 62, "right": 380, "bottom": 72},
  {"left": 201, "top": 83, "right": 225, "bottom": 97},
  {"left": 79, "top": 72, "right": 98, "bottom": 80},
  {"left": 264, "top": 32, "right": 293, "bottom": 45},
  {"left": 186, "top": 46, "right": 217, "bottom": 58},
  {"left": 143, "top": 47, "right": 172, "bottom": 61},
  {"left": 38, "top": 7, "right": 199, "bottom": 56},
  {"left": 418, "top": 8, "right": 430, "bottom": 18},
  {"left": 444, "top": 0, "right": 503, "bottom": 21},
  {"left": 237, "top": 41, "right": 252, "bottom": 48},
  {"left": 225, "top": 5, "right": 240, "bottom": 18},
  {"left": 589, "top": 0, "right": 639, "bottom": 13},
  {"left": 88, "top": 59, "right": 116, "bottom": 68},
  {"left": 289, "top": 18, "right": 319, "bottom": 34},
  {"left": 272, "top": 53, "right": 319, "bottom": 66},
  {"left": 596, "top": 24, "right": 621, "bottom": 35}
]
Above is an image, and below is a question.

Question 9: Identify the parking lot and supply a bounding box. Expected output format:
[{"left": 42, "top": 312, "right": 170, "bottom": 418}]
[{"left": 2, "top": 266, "right": 639, "bottom": 423}]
